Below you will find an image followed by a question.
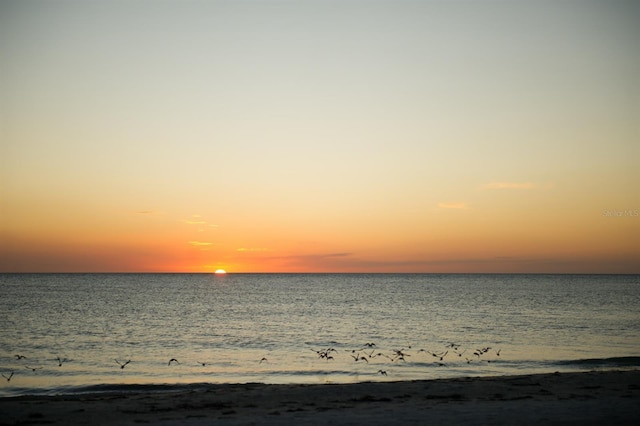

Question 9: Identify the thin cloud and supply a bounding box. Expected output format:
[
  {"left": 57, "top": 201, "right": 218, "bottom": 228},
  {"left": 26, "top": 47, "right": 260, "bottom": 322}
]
[
  {"left": 437, "top": 202, "right": 469, "bottom": 209},
  {"left": 274, "top": 252, "right": 353, "bottom": 263},
  {"left": 302, "top": 252, "right": 352, "bottom": 259},
  {"left": 182, "top": 215, "right": 219, "bottom": 227},
  {"left": 255, "top": 251, "right": 565, "bottom": 272},
  {"left": 136, "top": 210, "right": 165, "bottom": 215},
  {"left": 481, "top": 182, "right": 537, "bottom": 190},
  {"left": 280, "top": 255, "right": 547, "bottom": 270},
  {"left": 189, "top": 241, "right": 213, "bottom": 246}
]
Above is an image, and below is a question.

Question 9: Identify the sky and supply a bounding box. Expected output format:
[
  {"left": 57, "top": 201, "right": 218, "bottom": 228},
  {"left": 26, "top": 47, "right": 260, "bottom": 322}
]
[{"left": 1, "top": 0, "right": 639, "bottom": 273}]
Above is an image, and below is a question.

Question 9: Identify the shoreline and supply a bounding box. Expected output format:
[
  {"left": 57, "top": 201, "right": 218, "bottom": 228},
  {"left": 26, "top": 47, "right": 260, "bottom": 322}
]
[{"left": 2, "top": 370, "right": 639, "bottom": 425}]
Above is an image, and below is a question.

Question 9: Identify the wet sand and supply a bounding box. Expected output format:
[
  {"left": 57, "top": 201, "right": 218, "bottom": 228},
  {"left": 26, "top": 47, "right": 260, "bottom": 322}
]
[{"left": 1, "top": 370, "right": 639, "bottom": 425}]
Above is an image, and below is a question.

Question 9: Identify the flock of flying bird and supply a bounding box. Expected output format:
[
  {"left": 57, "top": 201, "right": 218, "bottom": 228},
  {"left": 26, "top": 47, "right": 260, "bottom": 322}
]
[
  {"left": 2, "top": 342, "right": 502, "bottom": 383},
  {"left": 311, "top": 342, "right": 502, "bottom": 375}
]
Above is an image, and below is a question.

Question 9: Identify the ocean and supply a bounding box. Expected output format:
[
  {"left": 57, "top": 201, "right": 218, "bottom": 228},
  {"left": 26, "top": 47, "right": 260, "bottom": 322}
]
[{"left": 1, "top": 273, "right": 639, "bottom": 397}]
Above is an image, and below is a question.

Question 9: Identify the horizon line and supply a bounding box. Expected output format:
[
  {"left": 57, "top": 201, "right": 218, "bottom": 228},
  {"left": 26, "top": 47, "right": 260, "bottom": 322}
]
[{"left": 1, "top": 271, "right": 638, "bottom": 275}]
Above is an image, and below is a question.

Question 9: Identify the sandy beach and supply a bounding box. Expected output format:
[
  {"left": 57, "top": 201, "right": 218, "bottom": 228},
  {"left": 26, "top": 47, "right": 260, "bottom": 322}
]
[{"left": 1, "top": 370, "right": 639, "bottom": 425}]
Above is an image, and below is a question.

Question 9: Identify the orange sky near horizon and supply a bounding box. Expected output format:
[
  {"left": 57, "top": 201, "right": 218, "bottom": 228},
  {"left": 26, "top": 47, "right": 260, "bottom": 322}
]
[{"left": 1, "top": 0, "right": 639, "bottom": 273}]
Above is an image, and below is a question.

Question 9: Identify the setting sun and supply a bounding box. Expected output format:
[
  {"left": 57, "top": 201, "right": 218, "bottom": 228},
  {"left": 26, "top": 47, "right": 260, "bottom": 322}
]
[{"left": 214, "top": 269, "right": 227, "bottom": 274}]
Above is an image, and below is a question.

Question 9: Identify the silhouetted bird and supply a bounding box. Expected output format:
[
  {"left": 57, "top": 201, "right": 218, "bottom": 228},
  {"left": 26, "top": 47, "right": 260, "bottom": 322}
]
[
  {"left": 376, "top": 352, "right": 393, "bottom": 361},
  {"left": 115, "top": 359, "right": 131, "bottom": 369},
  {"left": 393, "top": 349, "right": 410, "bottom": 362},
  {"left": 314, "top": 349, "right": 336, "bottom": 360},
  {"left": 377, "top": 370, "right": 387, "bottom": 376},
  {"left": 25, "top": 366, "right": 43, "bottom": 372},
  {"left": 2, "top": 371, "right": 14, "bottom": 382},
  {"left": 430, "top": 351, "right": 448, "bottom": 361},
  {"left": 168, "top": 358, "right": 180, "bottom": 366},
  {"left": 351, "top": 354, "right": 368, "bottom": 363},
  {"left": 56, "top": 356, "right": 68, "bottom": 367},
  {"left": 15, "top": 355, "right": 26, "bottom": 360}
]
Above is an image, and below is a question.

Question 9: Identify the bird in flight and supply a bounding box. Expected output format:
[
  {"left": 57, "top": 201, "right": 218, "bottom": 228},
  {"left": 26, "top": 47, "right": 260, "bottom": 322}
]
[
  {"left": 392, "top": 349, "right": 410, "bottom": 362},
  {"left": 168, "top": 358, "right": 180, "bottom": 366},
  {"left": 25, "top": 366, "right": 43, "bottom": 372},
  {"left": 351, "top": 354, "right": 368, "bottom": 363},
  {"left": 454, "top": 349, "right": 467, "bottom": 357},
  {"left": 313, "top": 348, "right": 336, "bottom": 360},
  {"left": 115, "top": 359, "right": 131, "bottom": 369},
  {"left": 56, "top": 356, "right": 68, "bottom": 367},
  {"left": 2, "top": 371, "right": 14, "bottom": 382},
  {"left": 15, "top": 354, "right": 26, "bottom": 360},
  {"left": 430, "top": 351, "right": 448, "bottom": 361}
]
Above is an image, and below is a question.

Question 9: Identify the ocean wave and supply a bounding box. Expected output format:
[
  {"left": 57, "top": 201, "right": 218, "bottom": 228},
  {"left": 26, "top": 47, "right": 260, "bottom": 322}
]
[{"left": 555, "top": 356, "right": 640, "bottom": 368}]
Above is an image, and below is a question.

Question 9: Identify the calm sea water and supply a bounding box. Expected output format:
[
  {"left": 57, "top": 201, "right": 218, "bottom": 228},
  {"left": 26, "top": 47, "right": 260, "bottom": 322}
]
[{"left": 1, "top": 273, "right": 639, "bottom": 396}]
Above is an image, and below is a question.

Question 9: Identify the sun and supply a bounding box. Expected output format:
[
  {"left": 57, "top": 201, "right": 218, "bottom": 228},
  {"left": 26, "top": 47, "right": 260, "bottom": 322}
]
[{"left": 214, "top": 269, "right": 227, "bottom": 274}]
